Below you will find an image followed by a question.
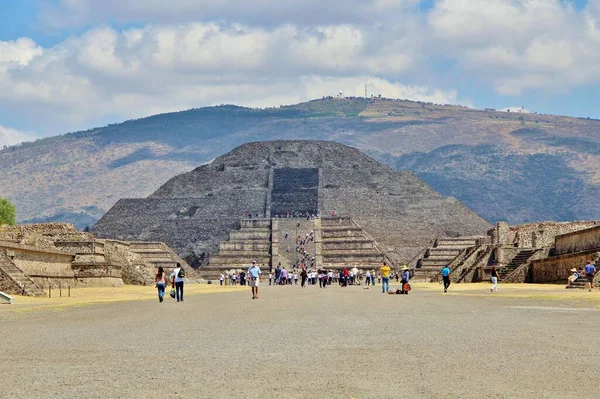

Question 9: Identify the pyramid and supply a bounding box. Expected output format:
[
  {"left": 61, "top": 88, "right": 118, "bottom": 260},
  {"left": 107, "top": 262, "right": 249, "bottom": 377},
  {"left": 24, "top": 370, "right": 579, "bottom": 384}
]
[{"left": 93, "top": 141, "right": 491, "bottom": 269}]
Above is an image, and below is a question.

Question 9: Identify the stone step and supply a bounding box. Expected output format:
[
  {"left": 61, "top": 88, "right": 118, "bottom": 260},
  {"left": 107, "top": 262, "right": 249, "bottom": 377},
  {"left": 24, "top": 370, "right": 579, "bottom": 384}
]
[
  {"left": 322, "top": 242, "right": 375, "bottom": 250},
  {"left": 419, "top": 259, "right": 449, "bottom": 267},
  {"left": 321, "top": 237, "right": 373, "bottom": 243},
  {"left": 213, "top": 250, "right": 272, "bottom": 257},
  {"left": 323, "top": 249, "right": 381, "bottom": 256},
  {"left": 423, "top": 255, "right": 457, "bottom": 261},
  {"left": 210, "top": 256, "right": 270, "bottom": 265},
  {"left": 220, "top": 242, "right": 271, "bottom": 251},
  {"left": 427, "top": 248, "right": 462, "bottom": 256}
]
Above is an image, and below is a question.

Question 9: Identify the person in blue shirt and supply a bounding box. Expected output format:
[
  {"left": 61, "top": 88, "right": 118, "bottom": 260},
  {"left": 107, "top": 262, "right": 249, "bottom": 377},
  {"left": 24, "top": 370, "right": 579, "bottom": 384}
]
[
  {"left": 248, "top": 260, "right": 262, "bottom": 299},
  {"left": 400, "top": 265, "right": 411, "bottom": 295},
  {"left": 441, "top": 265, "right": 451, "bottom": 293},
  {"left": 584, "top": 261, "right": 596, "bottom": 292}
]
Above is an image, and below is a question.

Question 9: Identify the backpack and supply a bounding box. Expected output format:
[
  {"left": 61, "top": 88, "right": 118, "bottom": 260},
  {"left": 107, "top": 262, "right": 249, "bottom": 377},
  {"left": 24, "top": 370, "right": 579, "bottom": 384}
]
[{"left": 178, "top": 268, "right": 186, "bottom": 279}]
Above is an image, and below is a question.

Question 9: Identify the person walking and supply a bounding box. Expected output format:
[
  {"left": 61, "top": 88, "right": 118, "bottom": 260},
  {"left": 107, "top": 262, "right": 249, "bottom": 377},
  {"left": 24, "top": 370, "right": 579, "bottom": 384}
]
[
  {"left": 300, "top": 268, "right": 308, "bottom": 287},
  {"left": 400, "top": 265, "right": 410, "bottom": 295},
  {"left": 441, "top": 265, "right": 451, "bottom": 293},
  {"left": 275, "top": 264, "right": 281, "bottom": 285},
  {"left": 219, "top": 273, "right": 224, "bottom": 286},
  {"left": 490, "top": 266, "right": 499, "bottom": 292},
  {"left": 248, "top": 260, "right": 262, "bottom": 299},
  {"left": 380, "top": 262, "right": 391, "bottom": 293},
  {"left": 584, "top": 260, "right": 596, "bottom": 292},
  {"left": 268, "top": 273, "right": 273, "bottom": 286},
  {"left": 171, "top": 262, "right": 185, "bottom": 302},
  {"left": 155, "top": 266, "right": 168, "bottom": 302}
]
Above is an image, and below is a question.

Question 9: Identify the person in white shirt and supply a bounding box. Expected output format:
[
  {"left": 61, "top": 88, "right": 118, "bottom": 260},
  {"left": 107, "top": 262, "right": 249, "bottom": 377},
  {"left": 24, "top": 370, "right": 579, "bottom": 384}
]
[
  {"left": 268, "top": 273, "right": 273, "bottom": 285},
  {"left": 171, "top": 262, "right": 184, "bottom": 302},
  {"left": 248, "top": 260, "right": 262, "bottom": 299},
  {"left": 219, "top": 273, "right": 224, "bottom": 286},
  {"left": 294, "top": 273, "right": 298, "bottom": 285}
]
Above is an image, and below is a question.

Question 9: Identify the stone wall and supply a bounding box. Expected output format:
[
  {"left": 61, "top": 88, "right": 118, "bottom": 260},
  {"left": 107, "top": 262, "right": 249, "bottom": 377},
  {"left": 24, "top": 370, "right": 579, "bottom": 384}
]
[
  {"left": 555, "top": 226, "right": 600, "bottom": 256},
  {"left": 529, "top": 249, "right": 598, "bottom": 283},
  {"left": 0, "top": 267, "right": 23, "bottom": 295},
  {"left": 492, "top": 221, "right": 600, "bottom": 248}
]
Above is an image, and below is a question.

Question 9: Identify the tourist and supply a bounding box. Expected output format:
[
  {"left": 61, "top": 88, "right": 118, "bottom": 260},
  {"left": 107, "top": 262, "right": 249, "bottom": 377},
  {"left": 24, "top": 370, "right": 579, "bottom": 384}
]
[
  {"left": 301, "top": 268, "right": 308, "bottom": 287},
  {"left": 219, "top": 273, "right": 224, "bottom": 286},
  {"left": 365, "top": 270, "right": 371, "bottom": 286},
  {"left": 584, "top": 261, "right": 596, "bottom": 292},
  {"left": 275, "top": 264, "right": 281, "bottom": 285},
  {"left": 567, "top": 268, "right": 580, "bottom": 286},
  {"left": 372, "top": 271, "right": 376, "bottom": 286},
  {"left": 400, "top": 266, "right": 410, "bottom": 295},
  {"left": 171, "top": 262, "right": 185, "bottom": 302},
  {"left": 321, "top": 271, "right": 328, "bottom": 288},
  {"left": 490, "top": 266, "right": 499, "bottom": 292},
  {"left": 380, "top": 262, "right": 391, "bottom": 293},
  {"left": 327, "top": 270, "right": 333, "bottom": 285},
  {"left": 155, "top": 266, "right": 168, "bottom": 302},
  {"left": 240, "top": 270, "right": 246, "bottom": 286},
  {"left": 248, "top": 260, "right": 261, "bottom": 299},
  {"left": 441, "top": 265, "right": 451, "bottom": 293},
  {"left": 294, "top": 272, "right": 298, "bottom": 285},
  {"left": 268, "top": 273, "right": 273, "bottom": 286},
  {"left": 281, "top": 268, "right": 288, "bottom": 285}
]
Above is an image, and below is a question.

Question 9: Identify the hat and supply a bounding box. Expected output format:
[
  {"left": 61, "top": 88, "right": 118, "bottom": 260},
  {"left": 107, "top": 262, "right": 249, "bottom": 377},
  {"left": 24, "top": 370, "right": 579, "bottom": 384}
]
[
  {"left": 570, "top": 268, "right": 577, "bottom": 272},
  {"left": 401, "top": 265, "right": 409, "bottom": 271},
  {"left": 252, "top": 260, "right": 256, "bottom": 264}
]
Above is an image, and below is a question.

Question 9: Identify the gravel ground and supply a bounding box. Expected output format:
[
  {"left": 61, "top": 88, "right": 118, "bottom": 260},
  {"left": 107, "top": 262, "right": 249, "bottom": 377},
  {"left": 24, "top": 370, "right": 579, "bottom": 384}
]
[{"left": 2, "top": 283, "right": 600, "bottom": 399}]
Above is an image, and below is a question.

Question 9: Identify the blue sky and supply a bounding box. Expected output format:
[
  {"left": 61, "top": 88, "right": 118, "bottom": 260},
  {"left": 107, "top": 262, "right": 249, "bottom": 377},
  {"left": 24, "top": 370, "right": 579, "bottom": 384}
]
[{"left": 1, "top": 0, "right": 600, "bottom": 145}]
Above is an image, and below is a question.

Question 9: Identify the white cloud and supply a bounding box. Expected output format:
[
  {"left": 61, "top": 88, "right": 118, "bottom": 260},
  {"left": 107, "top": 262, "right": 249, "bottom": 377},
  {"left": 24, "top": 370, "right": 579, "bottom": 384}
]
[
  {"left": 427, "top": 0, "right": 600, "bottom": 95},
  {"left": 0, "top": 22, "right": 441, "bottom": 133},
  {"left": 1, "top": 0, "right": 600, "bottom": 137},
  {"left": 40, "top": 0, "right": 421, "bottom": 28},
  {"left": 0, "top": 125, "right": 37, "bottom": 147}
]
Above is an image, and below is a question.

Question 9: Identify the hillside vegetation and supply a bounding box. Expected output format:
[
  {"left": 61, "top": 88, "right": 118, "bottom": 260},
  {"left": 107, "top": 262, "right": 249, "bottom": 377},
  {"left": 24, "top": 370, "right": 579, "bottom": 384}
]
[{"left": 1, "top": 97, "right": 599, "bottom": 229}]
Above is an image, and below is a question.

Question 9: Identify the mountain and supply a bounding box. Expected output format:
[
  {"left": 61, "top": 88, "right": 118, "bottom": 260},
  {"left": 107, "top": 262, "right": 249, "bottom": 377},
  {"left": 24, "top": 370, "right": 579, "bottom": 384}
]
[{"left": 1, "top": 97, "right": 600, "bottom": 229}]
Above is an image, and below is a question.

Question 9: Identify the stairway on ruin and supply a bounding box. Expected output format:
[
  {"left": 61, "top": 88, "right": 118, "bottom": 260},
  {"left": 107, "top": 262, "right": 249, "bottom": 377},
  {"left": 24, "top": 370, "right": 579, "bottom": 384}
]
[
  {"left": 275, "top": 218, "right": 316, "bottom": 269},
  {"left": 128, "top": 242, "right": 189, "bottom": 274},
  {"left": 0, "top": 250, "right": 45, "bottom": 297},
  {"left": 204, "top": 219, "right": 272, "bottom": 279},
  {"left": 414, "top": 237, "right": 482, "bottom": 281},
  {"left": 498, "top": 249, "right": 538, "bottom": 282},
  {"left": 320, "top": 217, "right": 388, "bottom": 270}
]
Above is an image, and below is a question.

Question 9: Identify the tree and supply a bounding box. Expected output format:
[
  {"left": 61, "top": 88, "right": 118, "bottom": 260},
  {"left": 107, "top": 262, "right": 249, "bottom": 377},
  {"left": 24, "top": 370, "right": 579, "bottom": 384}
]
[{"left": 0, "top": 198, "right": 16, "bottom": 225}]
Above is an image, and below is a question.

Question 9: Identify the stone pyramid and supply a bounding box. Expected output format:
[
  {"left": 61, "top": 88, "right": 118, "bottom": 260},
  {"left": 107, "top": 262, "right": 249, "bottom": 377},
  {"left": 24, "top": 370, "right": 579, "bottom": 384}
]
[{"left": 93, "top": 140, "right": 491, "bottom": 268}]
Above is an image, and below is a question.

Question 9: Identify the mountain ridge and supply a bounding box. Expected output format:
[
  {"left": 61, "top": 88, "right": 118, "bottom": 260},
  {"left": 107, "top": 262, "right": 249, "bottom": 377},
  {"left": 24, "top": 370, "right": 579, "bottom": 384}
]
[{"left": 2, "top": 97, "right": 600, "bottom": 229}]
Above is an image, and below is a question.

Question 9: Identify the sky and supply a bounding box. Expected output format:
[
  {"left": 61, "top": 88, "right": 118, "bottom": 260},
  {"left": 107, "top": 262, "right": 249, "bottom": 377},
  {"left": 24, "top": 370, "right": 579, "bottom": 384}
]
[{"left": 1, "top": 0, "right": 600, "bottom": 146}]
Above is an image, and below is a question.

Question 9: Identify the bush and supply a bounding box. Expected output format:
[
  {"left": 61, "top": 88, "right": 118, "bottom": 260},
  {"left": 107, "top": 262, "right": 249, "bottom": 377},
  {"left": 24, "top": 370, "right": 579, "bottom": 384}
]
[{"left": 0, "top": 198, "right": 16, "bottom": 225}]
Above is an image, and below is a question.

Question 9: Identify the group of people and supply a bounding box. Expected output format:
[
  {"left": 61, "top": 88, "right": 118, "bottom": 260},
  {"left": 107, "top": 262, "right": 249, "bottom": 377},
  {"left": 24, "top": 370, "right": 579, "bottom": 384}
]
[
  {"left": 567, "top": 261, "right": 597, "bottom": 291},
  {"left": 154, "top": 262, "right": 185, "bottom": 303}
]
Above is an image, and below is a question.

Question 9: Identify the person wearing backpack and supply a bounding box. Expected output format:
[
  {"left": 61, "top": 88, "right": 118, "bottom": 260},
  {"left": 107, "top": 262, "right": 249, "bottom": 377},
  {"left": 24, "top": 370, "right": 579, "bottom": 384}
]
[{"left": 171, "top": 262, "right": 185, "bottom": 302}]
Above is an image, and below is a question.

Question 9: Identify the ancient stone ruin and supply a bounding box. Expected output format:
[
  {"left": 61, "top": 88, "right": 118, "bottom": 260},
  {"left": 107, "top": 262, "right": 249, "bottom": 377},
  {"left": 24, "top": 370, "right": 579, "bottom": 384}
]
[
  {"left": 93, "top": 140, "right": 491, "bottom": 277},
  {"left": 415, "top": 220, "right": 600, "bottom": 286},
  {"left": 0, "top": 223, "right": 190, "bottom": 296}
]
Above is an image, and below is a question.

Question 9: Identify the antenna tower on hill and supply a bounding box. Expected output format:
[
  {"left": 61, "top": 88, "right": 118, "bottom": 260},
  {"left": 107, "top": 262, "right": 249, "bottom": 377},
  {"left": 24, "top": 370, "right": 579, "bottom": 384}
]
[{"left": 365, "top": 84, "right": 368, "bottom": 98}]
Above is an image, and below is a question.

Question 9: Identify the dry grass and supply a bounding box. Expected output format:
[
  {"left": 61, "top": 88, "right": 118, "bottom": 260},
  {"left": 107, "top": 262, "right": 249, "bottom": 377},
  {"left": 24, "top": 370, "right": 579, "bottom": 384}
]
[{"left": 0, "top": 283, "right": 245, "bottom": 314}]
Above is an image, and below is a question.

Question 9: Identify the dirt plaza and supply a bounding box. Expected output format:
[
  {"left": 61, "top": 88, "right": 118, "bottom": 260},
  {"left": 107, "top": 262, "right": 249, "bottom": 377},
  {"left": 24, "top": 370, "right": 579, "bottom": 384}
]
[{"left": 2, "top": 283, "right": 599, "bottom": 399}]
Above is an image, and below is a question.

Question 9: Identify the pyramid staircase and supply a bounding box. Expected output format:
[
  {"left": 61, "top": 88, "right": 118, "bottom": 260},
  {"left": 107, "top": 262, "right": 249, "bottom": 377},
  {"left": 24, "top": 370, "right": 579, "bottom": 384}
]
[
  {"left": 414, "top": 237, "right": 481, "bottom": 281},
  {"left": 320, "top": 217, "right": 389, "bottom": 270},
  {"left": 498, "top": 249, "right": 538, "bottom": 282},
  {"left": 127, "top": 241, "right": 188, "bottom": 275},
  {"left": 204, "top": 219, "right": 272, "bottom": 279},
  {"left": 0, "top": 250, "right": 45, "bottom": 297}
]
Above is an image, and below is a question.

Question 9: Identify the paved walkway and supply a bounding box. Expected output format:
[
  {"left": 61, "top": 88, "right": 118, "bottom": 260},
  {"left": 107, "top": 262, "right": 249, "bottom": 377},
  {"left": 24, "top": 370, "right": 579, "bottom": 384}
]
[{"left": 2, "top": 283, "right": 599, "bottom": 398}]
